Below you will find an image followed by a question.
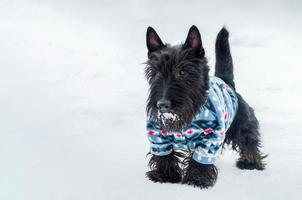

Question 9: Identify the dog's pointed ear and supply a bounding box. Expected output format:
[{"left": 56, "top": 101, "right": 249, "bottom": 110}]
[
  {"left": 146, "top": 26, "right": 164, "bottom": 53},
  {"left": 184, "top": 25, "right": 205, "bottom": 57}
]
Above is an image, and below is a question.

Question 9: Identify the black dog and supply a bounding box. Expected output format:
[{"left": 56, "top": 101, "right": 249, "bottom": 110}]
[{"left": 144, "top": 25, "right": 266, "bottom": 189}]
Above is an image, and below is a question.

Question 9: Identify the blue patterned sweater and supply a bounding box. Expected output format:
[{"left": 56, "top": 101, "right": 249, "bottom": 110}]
[{"left": 146, "top": 76, "right": 238, "bottom": 164}]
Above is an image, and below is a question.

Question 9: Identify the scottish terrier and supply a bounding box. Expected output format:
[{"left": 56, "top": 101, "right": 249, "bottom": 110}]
[{"left": 144, "top": 25, "right": 266, "bottom": 189}]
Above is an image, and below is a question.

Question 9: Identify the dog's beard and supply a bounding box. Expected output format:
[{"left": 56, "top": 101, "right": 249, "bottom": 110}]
[
  {"left": 158, "top": 112, "right": 179, "bottom": 128},
  {"left": 155, "top": 111, "right": 191, "bottom": 132},
  {"left": 147, "top": 96, "right": 206, "bottom": 132}
]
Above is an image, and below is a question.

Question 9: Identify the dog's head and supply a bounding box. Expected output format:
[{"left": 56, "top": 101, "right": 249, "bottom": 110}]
[{"left": 145, "top": 25, "right": 209, "bottom": 132}]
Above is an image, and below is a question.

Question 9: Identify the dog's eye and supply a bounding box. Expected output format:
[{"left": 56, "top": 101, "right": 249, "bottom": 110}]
[{"left": 176, "top": 70, "right": 187, "bottom": 78}]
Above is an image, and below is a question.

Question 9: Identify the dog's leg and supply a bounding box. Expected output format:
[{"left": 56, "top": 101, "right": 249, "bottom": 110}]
[
  {"left": 225, "top": 93, "right": 267, "bottom": 170},
  {"left": 146, "top": 151, "right": 183, "bottom": 183},
  {"left": 182, "top": 156, "right": 218, "bottom": 189},
  {"left": 235, "top": 120, "right": 267, "bottom": 170}
]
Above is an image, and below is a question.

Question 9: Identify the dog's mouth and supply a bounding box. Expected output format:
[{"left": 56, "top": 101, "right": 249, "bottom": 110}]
[
  {"left": 158, "top": 112, "right": 179, "bottom": 125},
  {"left": 156, "top": 111, "right": 185, "bottom": 132}
]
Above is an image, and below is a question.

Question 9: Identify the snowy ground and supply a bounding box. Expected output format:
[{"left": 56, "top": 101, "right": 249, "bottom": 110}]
[{"left": 0, "top": 0, "right": 302, "bottom": 199}]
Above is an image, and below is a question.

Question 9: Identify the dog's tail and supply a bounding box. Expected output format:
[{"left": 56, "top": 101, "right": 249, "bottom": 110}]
[{"left": 215, "top": 27, "right": 235, "bottom": 88}]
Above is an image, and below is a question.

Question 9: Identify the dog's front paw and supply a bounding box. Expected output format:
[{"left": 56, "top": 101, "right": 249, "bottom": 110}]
[
  {"left": 182, "top": 158, "right": 218, "bottom": 189},
  {"left": 146, "top": 169, "right": 181, "bottom": 183},
  {"left": 146, "top": 170, "right": 163, "bottom": 182},
  {"left": 146, "top": 152, "right": 183, "bottom": 183}
]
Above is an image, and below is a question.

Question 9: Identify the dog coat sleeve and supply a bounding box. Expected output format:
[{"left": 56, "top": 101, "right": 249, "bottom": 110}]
[{"left": 146, "top": 120, "right": 174, "bottom": 156}]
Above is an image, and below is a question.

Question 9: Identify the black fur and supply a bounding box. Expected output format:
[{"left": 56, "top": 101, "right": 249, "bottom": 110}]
[
  {"left": 145, "top": 26, "right": 209, "bottom": 132},
  {"left": 215, "top": 27, "right": 267, "bottom": 170},
  {"left": 215, "top": 27, "right": 235, "bottom": 88},
  {"left": 144, "top": 25, "right": 266, "bottom": 189},
  {"left": 182, "top": 156, "right": 218, "bottom": 189},
  {"left": 146, "top": 151, "right": 184, "bottom": 183},
  {"left": 224, "top": 93, "right": 267, "bottom": 170}
]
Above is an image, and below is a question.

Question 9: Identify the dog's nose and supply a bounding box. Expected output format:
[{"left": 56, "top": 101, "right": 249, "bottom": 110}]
[{"left": 157, "top": 99, "right": 171, "bottom": 112}]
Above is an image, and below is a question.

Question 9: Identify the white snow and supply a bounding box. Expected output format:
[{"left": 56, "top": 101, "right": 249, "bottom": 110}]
[
  {"left": 160, "top": 112, "right": 177, "bottom": 121},
  {"left": 159, "top": 112, "right": 178, "bottom": 126},
  {"left": 0, "top": 0, "right": 302, "bottom": 199}
]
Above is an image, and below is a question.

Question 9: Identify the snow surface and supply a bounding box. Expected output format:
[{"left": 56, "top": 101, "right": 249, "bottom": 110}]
[{"left": 0, "top": 0, "right": 302, "bottom": 199}]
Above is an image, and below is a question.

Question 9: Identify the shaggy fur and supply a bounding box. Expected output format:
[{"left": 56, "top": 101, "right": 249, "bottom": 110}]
[
  {"left": 182, "top": 155, "right": 218, "bottom": 189},
  {"left": 144, "top": 25, "right": 266, "bottom": 189},
  {"left": 215, "top": 27, "right": 235, "bottom": 88},
  {"left": 224, "top": 93, "right": 267, "bottom": 170},
  {"left": 145, "top": 47, "right": 209, "bottom": 132},
  {"left": 146, "top": 151, "right": 184, "bottom": 183}
]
